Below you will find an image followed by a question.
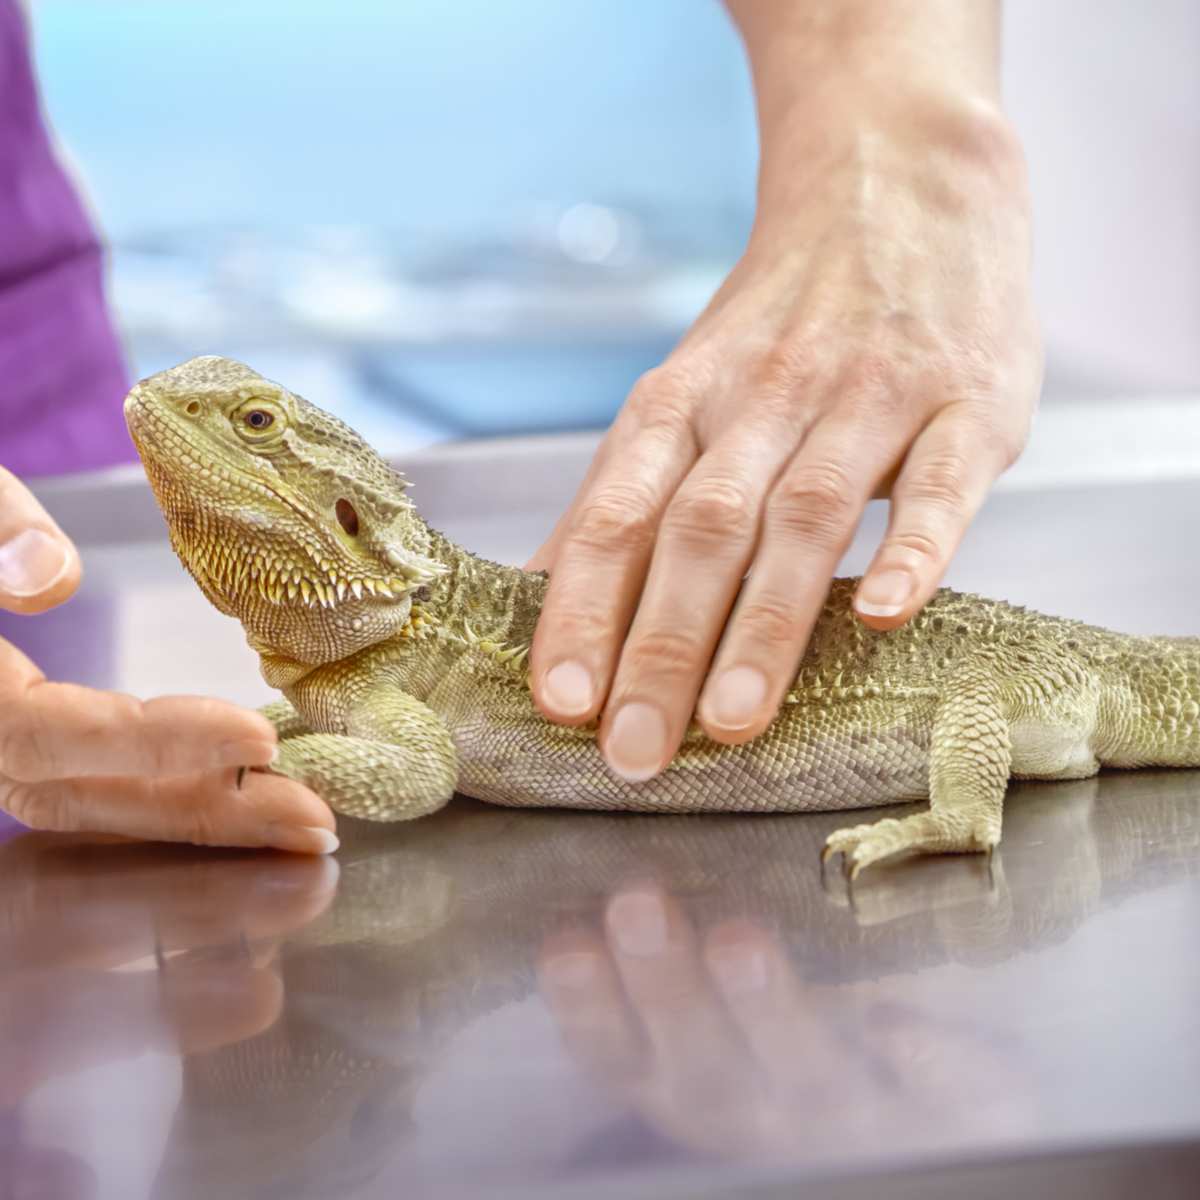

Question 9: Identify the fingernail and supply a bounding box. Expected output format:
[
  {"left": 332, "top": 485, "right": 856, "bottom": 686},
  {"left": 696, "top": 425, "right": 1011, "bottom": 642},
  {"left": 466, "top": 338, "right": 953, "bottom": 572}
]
[
  {"left": 0, "top": 528, "right": 70, "bottom": 597},
  {"left": 705, "top": 665, "right": 768, "bottom": 730},
  {"left": 607, "top": 888, "right": 669, "bottom": 957},
  {"left": 604, "top": 702, "right": 667, "bottom": 782},
  {"left": 542, "top": 950, "right": 599, "bottom": 990},
  {"left": 216, "top": 739, "right": 278, "bottom": 768},
  {"left": 707, "top": 943, "right": 769, "bottom": 996},
  {"left": 856, "top": 569, "right": 915, "bottom": 618},
  {"left": 265, "top": 825, "right": 340, "bottom": 855},
  {"left": 543, "top": 660, "right": 594, "bottom": 716},
  {"left": 253, "top": 854, "right": 340, "bottom": 894}
]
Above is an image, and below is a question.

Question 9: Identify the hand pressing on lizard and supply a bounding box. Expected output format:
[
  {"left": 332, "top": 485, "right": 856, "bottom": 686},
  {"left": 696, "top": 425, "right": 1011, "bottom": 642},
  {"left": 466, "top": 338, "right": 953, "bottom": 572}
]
[
  {"left": 0, "top": 467, "right": 336, "bottom": 852},
  {"left": 528, "top": 0, "right": 1042, "bottom": 783}
]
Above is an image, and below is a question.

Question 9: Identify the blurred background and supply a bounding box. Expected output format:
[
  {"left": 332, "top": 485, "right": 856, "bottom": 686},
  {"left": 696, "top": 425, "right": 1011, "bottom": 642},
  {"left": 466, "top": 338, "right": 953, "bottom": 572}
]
[{"left": 27, "top": 0, "right": 1200, "bottom": 458}]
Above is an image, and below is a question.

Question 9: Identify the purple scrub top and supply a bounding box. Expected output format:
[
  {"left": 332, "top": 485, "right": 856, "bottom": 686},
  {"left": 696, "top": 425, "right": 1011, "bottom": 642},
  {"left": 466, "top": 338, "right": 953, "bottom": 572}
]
[{"left": 0, "top": 0, "right": 132, "bottom": 477}]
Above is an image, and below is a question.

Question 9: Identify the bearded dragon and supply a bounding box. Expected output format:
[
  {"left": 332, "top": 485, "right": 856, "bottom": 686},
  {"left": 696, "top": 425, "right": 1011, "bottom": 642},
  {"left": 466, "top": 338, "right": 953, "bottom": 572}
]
[{"left": 123, "top": 356, "right": 1200, "bottom": 876}]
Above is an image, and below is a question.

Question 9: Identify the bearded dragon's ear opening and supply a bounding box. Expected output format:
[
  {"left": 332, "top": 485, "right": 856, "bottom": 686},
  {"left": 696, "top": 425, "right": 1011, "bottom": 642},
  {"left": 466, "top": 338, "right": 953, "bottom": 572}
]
[{"left": 336, "top": 499, "right": 360, "bottom": 537}]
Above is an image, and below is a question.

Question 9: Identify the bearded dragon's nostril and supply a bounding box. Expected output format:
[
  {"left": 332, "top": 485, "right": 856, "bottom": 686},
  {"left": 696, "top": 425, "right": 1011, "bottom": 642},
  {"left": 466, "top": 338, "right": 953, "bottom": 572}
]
[{"left": 186, "top": 401, "right": 201, "bottom": 416}]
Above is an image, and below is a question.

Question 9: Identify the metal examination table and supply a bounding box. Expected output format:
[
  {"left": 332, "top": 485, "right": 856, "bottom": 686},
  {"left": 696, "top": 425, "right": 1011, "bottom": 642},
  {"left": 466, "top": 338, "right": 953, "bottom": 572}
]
[{"left": 2, "top": 431, "right": 1198, "bottom": 1199}]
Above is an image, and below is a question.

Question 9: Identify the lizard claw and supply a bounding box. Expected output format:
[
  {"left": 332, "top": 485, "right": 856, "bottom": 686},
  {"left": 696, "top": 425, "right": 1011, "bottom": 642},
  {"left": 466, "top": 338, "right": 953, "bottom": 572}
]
[{"left": 236, "top": 766, "right": 246, "bottom": 789}]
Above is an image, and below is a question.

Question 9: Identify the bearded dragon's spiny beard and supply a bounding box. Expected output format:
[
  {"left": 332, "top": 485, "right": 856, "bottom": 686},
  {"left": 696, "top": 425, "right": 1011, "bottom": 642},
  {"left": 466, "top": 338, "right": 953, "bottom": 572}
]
[{"left": 125, "top": 355, "right": 446, "bottom": 666}]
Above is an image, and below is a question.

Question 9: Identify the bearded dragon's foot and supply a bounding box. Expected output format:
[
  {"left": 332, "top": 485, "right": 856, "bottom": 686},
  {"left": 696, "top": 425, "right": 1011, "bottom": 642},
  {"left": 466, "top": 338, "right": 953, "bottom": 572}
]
[{"left": 822, "top": 808, "right": 1000, "bottom": 879}]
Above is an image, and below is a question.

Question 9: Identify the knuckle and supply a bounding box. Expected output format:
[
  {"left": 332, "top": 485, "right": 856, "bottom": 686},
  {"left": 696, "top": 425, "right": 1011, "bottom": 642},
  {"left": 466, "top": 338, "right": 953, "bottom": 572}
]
[
  {"left": 625, "top": 365, "right": 698, "bottom": 432},
  {"left": 182, "top": 803, "right": 223, "bottom": 847},
  {"left": 841, "top": 351, "right": 896, "bottom": 394},
  {"left": 143, "top": 732, "right": 173, "bottom": 777},
  {"left": 995, "top": 415, "right": 1030, "bottom": 468},
  {"left": 1, "top": 781, "right": 71, "bottom": 831},
  {"left": 735, "top": 597, "right": 803, "bottom": 649},
  {"left": 952, "top": 401, "right": 1025, "bottom": 467},
  {"left": 539, "top": 604, "right": 612, "bottom": 652},
  {"left": 626, "top": 627, "right": 704, "bottom": 678},
  {"left": 0, "top": 717, "right": 55, "bottom": 783},
  {"left": 838, "top": 353, "right": 928, "bottom": 423},
  {"left": 767, "top": 461, "right": 858, "bottom": 545},
  {"left": 884, "top": 529, "right": 944, "bottom": 565},
  {"left": 131, "top": 698, "right": 179, "bottom": 774},
  {"left": 751, "top": 340, "right": 820, "bottom": 407},
  {"left": 664, "top": 479, "right": 758, "bottom": 546},
  {"left": 572, "top": 486, "right": 659, "bottom": 555},
  {"left": 904, "top": 449, "right": 971, "bottom": 510}
]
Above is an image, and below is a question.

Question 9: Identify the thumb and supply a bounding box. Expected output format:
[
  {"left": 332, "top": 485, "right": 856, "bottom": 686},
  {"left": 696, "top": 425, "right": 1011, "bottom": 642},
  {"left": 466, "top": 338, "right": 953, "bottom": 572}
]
[{"left": 0, "top": 466, "right": 82, "bottom": 614}]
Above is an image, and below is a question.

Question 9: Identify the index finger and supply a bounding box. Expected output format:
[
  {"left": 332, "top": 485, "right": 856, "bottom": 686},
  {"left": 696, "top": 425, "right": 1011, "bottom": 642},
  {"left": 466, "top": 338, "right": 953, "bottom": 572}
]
[
  {"left": 0, "top": 636, "right": 278, "bottom": 780},
  {"left": 530, "top": 372, "right": 698, "bottom": 724}
]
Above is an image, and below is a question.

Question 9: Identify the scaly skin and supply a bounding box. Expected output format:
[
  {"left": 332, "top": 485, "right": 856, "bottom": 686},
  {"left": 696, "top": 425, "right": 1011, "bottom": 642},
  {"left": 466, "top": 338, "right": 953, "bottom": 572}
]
[{"left": 124, "top": 357, "right": 1200, "bottom": 874}]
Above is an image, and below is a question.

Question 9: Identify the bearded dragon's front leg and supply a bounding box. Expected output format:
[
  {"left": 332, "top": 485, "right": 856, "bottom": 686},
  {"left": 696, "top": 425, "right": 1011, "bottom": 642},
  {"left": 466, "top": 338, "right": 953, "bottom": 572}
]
[
  {"left": 264, "top": 683, "right": 459, "bottom": 822},
  {"left": 258, "top": 698, "right": 310, "bottom": 740}
]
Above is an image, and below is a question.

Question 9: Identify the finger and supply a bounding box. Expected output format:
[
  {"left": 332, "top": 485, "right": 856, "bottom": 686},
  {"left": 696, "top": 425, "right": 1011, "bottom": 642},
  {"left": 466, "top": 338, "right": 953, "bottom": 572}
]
[
  {"left": 602, "top": 884, "right": 736, "bottom": 1070},
  {"left": 1, "top": 767, "right": 338, "bottom": 854},
  {"left": 156, "top": 949, "right": 286, "bottom": 1055},
  {"left": 853, "top": 406, "right": 1019, "bottom": 629},
  {"left": 702, "top": 919, "right": 839, "bottom": 1077},
  {"left": 0, "top": 956, "right": 283, "bottom": 1105},
  {"left": 530, "top": 370, "right": 699, "bottom": 725},
  {"left": 0, "top": 465, "right": 82, "bottom": 614},
  {"left": 697, "top": 414, "right": 908, "bottom": 744},
  {"left": 151, "top": 855, "right": 339, "bottom": 954},
  {"left": 0, "top": 850, "right": 339, "bottom": 973},
  {"left": 537, "top": 926, "right": 645, "bottom": 1085},
  {"left": 597, "top": 420, "right": 801, "bottom": 780},
  {"left": 523, "top": 430, "right": 617, "bottom": 573},
  {"left": 0, "top": 646, "right": 280, "bottom": 781}
]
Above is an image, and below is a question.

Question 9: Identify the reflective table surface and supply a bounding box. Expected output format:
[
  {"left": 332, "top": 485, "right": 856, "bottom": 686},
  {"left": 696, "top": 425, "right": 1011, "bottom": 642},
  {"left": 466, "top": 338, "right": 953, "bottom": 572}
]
[{"left": 3, "top": 455, "right": 1200, "bottom": 1199}]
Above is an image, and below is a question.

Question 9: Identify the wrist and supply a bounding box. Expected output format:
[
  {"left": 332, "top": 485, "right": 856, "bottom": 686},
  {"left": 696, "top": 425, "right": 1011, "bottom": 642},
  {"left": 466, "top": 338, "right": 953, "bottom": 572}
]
[
  {"left": 753, "top": 86, "right": 1028, "bottom": 230},
  {"left": 731, "top": 0, "right": 1004, "bottom": 127}
]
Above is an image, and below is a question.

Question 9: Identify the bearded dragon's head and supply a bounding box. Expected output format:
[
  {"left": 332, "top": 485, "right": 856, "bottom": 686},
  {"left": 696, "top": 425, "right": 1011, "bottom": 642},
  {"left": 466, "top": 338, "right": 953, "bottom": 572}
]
[{"left": 125, "top": 355, "right": 444, "bottom": 666}]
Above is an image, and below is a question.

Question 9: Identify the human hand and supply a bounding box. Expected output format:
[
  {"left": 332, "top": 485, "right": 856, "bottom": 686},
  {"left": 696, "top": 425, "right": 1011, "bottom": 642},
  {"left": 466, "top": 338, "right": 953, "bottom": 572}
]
[
  {"left": 0, "top": 836, "right": 338, "bottom": 1194},
  {"left": 537, "top": 883, "right": 1034, "bottom": 1160},
  {"left": 528, "top": 84, "right": 1040, "bottom": 781},
  {"left": 0, "top": 467, "right": 336, "bottom": 851}
]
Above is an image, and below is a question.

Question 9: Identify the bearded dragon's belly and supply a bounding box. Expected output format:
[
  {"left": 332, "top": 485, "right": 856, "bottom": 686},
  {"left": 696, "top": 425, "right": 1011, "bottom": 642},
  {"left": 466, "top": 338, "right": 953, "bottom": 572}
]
[{"left": 447, "top": 695, "right": 935, "bottom": 814}]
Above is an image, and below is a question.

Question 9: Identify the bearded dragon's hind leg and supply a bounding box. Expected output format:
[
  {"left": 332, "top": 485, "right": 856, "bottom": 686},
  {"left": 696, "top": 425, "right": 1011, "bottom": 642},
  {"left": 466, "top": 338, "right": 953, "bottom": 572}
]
[
  {"left": 823, "top": 803, "right": 1003, "bottom": 880},
  {"left": 265, "top": 689, "right": 459, "bottom": 822},
  {"left": 824, "top": 658, "right": 1011, "bottom": 878}
]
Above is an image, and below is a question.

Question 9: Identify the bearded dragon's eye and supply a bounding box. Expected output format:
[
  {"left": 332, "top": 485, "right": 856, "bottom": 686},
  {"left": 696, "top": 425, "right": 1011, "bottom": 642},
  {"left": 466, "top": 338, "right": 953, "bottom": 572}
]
[{"left": 245, "top": 410, "right": 274, "bottom": 430}]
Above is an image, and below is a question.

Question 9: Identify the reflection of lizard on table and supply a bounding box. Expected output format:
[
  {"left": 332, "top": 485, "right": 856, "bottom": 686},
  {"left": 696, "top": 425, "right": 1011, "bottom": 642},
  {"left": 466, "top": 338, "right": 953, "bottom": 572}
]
[
  {"left": 125, "top": 355, "right": 1200, "bottom": 877},
  {"left": 3, "top": 774, "right": 1196, "bottom": 1195}
]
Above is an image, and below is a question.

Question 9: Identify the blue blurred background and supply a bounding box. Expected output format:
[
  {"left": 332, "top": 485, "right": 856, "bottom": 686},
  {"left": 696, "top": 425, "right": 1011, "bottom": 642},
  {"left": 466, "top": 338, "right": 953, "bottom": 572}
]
[
  {"left": 31, "top": 0, "right": 758, "bottom": 452},
  {"left": 30, "top": 1, "right": 1200, "bottom": 455}
]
